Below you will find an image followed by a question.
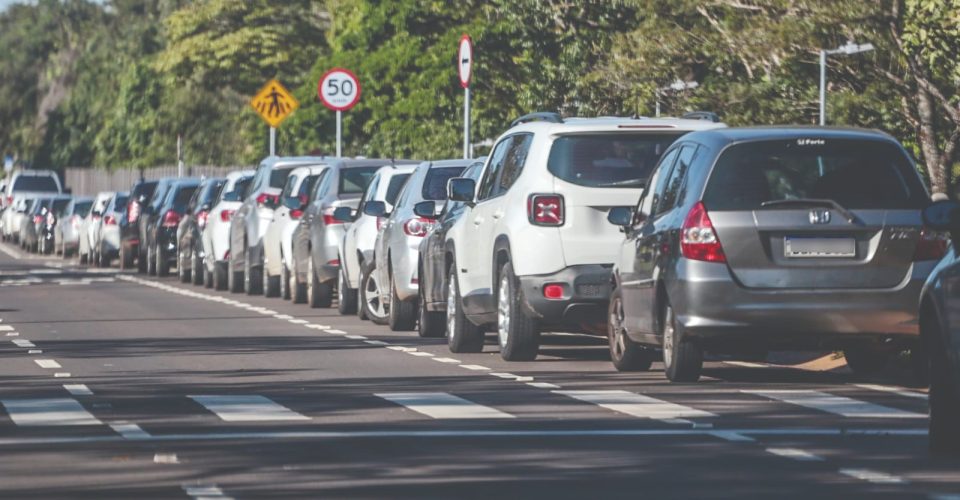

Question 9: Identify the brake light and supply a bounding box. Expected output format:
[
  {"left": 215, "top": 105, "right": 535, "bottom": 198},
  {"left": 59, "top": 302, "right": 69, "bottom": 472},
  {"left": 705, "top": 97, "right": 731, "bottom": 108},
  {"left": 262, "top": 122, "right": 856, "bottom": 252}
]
[
  {"left": 71, "top": 215, "right": 79, "bottom": 228},
  {"left": 161, "top": 210, "right": 181, "bottom": 228},
  {"left": 323, "top": 207, "right": 344, "bottom": 225},
  {"left": 256, "top": 193, "right": 278, "bottom": 208},
  {"left": 681, "top": 202, "right": 726, "bottom": 263},
  {"left": 327, "top": 259, "right": 340, "bottom": 266},
  {"left": 290, "top": 209, "right": 303, "bottom": 219},
  {"left": 197, "top": 210, "right": 209, "bottom": 229},
  {"left": 528, "top": 194, "right": 564, "bottom": 226},
  {"left": 220, "top": 209, "right": 235, "bottom": 222},
  {"left": 92, "top": 214, "right": 101, "bottom": 222},
  {"left": 6, "top": 196, "right": 11, "bottom": 205},
  {"left": 104, "top": 215, "right": 117, "bottom": 225},
  {"left": 127, "top": 200, "right": 140, "bottom": 223},
  {"left": 32, "top": 215, "right": 43, "bottom": 224},
  {"left": 543, "top": 283, "right": 565, "bottom": 300},
  {"left": 403, "top": 217, "right": 434, "bottom": 237},
  {"left": 914, "top": 228, "right": 949, "bottom": 261}
]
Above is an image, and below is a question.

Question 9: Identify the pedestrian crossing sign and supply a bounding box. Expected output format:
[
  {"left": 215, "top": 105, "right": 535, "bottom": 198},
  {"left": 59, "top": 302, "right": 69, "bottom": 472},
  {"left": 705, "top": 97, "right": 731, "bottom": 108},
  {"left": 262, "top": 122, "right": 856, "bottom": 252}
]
[{"left": 250, "top": 79, "right": 299, "bottom": 128}]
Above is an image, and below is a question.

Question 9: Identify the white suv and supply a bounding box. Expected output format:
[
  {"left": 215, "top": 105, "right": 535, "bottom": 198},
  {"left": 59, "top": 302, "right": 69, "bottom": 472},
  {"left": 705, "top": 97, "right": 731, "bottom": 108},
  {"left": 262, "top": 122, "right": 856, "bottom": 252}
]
[{"left": 444, "top": 113, "right": 725, "bottom": 361}]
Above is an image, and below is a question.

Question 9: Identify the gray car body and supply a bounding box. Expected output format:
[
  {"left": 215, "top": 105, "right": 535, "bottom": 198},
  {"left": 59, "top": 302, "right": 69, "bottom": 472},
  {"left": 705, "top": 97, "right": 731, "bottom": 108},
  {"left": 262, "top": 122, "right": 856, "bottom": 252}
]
[
  {"left": 614, "top": 127, "right": 935, "bottom": 353},
  {"left": 55, "top": 196, "right": 93, "bottom": 254}
]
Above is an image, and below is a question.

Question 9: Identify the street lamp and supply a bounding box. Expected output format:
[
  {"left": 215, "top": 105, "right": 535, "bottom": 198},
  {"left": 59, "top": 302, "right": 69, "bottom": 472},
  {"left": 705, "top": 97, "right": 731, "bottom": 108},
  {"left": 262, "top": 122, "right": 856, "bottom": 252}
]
[
  {"left": 819, "top": 41, "right": 874, "bottom": 125},
  {"left": 656, "top": 80, "right": 699, "bottom": 117}
]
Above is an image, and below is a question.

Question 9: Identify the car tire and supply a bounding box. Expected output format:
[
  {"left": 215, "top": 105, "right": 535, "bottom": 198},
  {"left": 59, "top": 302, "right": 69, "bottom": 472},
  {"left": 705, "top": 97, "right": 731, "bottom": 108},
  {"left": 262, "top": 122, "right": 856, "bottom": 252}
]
[
  {"left": 388, "top": 268, "right": 417, "bottom": 331},
  {"left": 264, "top": 267, "right": 281, "bottom": 298},
  {"left": 204, "top": 267, "right": 214, "bottom": 289},
  {"left": 244, "top": 249, "right": 263, "bottom": 295},
  {"left": 662, "top": 302, "right": 702, "bottom": 382},
  {"left": 307, "top": 257, "right": 332, "bottom": 308},
  {"left": 191, "top": 246, "right": 204, "bottom": 286},
  {"left": 281, "top": 262, "right": 292, "bottom": 300},
  {"left": 447, "top": 264, "right": 484, "bottom": 353},
  {"left": 228, "top": 258, "right": 244, "bottom": 294},
  {"left": 214, "top": 261, "right": 229, "bottom": 291},
  {"left": 290, "top": 262, "right": 307, "bottom": 304},
  {"left": 608, "top": 286, "right": 654, "bottom": 372},
  {"left": 417, "top": 266, "right": 445, "bottom": 338},
  {"left": 843, "top": 347, "right": 892, "bottom": 376},
  {"left": 178, "top": 249, "right": 191, "bottom": 283},
  {"left": 926, "top": 316, "right": 960, "bottom": 456},
  {"left": 98, "top": 246, "right": 110, "bottom": 268},
  {"left": 137, "top": 246, "right": 148, "bottom": 273},
  {"left": 337, "top": 265, "right": 358, "bottom": 315},
  {"left": 146, "top": 245, "right": 157, "bottom": 276},
  {"left": 360, "top": 260, "right": 388, "bottom": 325},
  {"left": 121, "top": 244, "right": 134, "bottom": 270},
  {"left": 156, "top": 245, "right": 170, "bottom": 277},
  {"left": 496, "top": 261, "right": 540, "bottom": 362}
]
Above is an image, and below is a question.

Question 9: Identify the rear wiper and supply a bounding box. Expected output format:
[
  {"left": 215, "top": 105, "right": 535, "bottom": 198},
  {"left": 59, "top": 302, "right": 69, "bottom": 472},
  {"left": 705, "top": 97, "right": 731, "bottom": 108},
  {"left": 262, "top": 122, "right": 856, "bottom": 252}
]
[
  {"left": 759, "top": 198, "right": 859, "bottom": 224},
  {"left": 597, "top": 179, "right": 645, "bottom": 187}
]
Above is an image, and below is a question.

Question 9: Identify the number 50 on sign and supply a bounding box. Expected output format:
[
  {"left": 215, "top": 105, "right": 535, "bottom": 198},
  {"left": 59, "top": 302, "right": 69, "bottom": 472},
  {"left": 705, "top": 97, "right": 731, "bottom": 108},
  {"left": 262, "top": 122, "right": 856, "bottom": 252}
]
[{"left": 318, "top": 68, "right": 361, "bottom": 112}]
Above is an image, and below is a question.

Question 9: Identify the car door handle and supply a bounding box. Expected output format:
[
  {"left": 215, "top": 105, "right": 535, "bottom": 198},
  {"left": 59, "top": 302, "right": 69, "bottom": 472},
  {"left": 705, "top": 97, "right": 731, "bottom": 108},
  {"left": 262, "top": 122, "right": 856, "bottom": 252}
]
[
  {"left": 492, "top": 211, "right": 503, "bottom": 220},
  {"left": 473, "top": 217, "right": 484, "bottom": 225}
]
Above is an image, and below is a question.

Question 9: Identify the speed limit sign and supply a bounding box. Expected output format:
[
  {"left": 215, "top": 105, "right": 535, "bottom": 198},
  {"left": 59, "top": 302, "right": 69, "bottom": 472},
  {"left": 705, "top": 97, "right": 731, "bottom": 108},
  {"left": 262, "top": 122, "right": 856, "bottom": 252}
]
[{"left": 318, "top": 68, "right": 361, "bottom": 112}]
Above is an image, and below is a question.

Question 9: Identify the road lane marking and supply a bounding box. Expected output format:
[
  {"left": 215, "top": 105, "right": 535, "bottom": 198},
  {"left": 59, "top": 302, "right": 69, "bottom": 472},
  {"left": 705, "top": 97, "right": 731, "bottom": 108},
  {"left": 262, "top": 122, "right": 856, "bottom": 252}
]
[
  {"left": 11, "top": 339, "right": 35, "bottom": 348},
  {"left": 153, "top": 453, "right": 179, "bottom": 464},
  {"left": 325, "top": 329, "right": 347, "bottom": 334},
  {"left": 376, "top": 392, "right": 514, "bottom": 419},
  {"left": 387, "top": 346, "right": 416, "bottom": 352},
  {"left": 4, "top": 332, "right": 18, "bottom": 336},
  {"left": 710, "top": 431, "right": 754, "bottom": 442},
  {"left": 34, "top": 359, "right": 61, "bottom": 369},
  {"left": 459, "top": 364, "right": 490, "bottom": 371},
  {"left": 490, "top": 372, "right": 520, "bottom": 379},
  {"left": 54, "top": 373, "right": 71, "bottom": 378},
  {"left": 63, "top": 384, "right": 92, "bottom": 396},
  {"left": 345, "top": 335, "right": 367, "bottom": 340},
  {"left": 364, "top": 340, "right": 388, "bottom": 346},
  {"left": 854, "top": 384, "right": 927, "bottom": 400},
  {"left": 110, "top": 422, "right": 150, "bottom": 439},
  {"left": 766, "top": 447, "right": 824, "bottom": 461},
  {"left": 742, "top": 390, "right": 925, "bottom": 419},
  {"left": 189, "top": 395, "right": 310, "bottom": 422},
  {"left": 408, "top": 351, "right": 434, "bottom": 357},
  {"left": 839, "top": 468, "right": 907, "bottom": 484},
  {"left": 1, "top": 398, "right": 102, "bottom": 426},
  {"left": 433, "top": 357, "right": 461, "bottom": 364},
  {"left": 288, "top": 319, "right": 308, "bottom": 324},
  {"left": 183, "top": 485, "right": 233, "bottom": 499},
  {"left": 527, "top": 382, "right": 561, "bottom": 389},
  {"left": 0, "top": 325, "right": 14, "bottom": 331},
  {"left": 274, "top": 314, "right": 294, "bottom": 320},
  {"left": 554, "top": 390, "right": 715, "bottom": 420},
  {"left": 306, "top": 324, "right": 331, "bottom": 330},
  {"left": 27, "top": 350, "right": 41, "bottom": 354}
]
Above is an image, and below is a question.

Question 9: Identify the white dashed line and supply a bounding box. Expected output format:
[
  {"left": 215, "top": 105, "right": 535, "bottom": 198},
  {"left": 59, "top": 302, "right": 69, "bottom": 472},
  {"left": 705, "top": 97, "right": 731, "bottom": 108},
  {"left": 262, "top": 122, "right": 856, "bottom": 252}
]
[
  {"left": 110, "top": 422, "right": 150, "bottom": 439},
  {"left": 325, "top": 329, "right": 347, "bottom": 334},
  {"left": 376, "top": 392, "right": 514, "bottom": 419},
  {"left": 710, "top": 431, "right": 755, "bottom": 442},
  {"left": 305, "top": 324, "right": 331, "bottom": 330},
  {"left": 839, "top": 468, "right": 906, "bottom": 484},
  {"left": 1, "top": 398, "right": 102, "bottom": 426},
  {"left": 274, "top": 314, "right": 294, "bottom": 320},
  {"left": 34, "top": 359, "right": 61, "bottom": 369},
  {"left": 555, "top": 390, "right": 716, "bottom": 420},
  {"left": 345, "top": 335, "right": 367, "bottom": 340},
  {"left": 363, "top": 340, "right": 388, "bottom": 346},
  {"left": 527, "top": 382, "right": 560, "bottom": 389},
  {"left": 0, "top": 325, "right": 14, "bottom": 331},
  {"left": 153, "top": 453, "right": 179, "bottom": 464},
  {"left": 387, "top": 346, "right": 417, "bottom": 352},
  {"left": 459, "top": 364, "right": 491, "bottom": 371},
  {"left": 183, "top": 485, "right": 233, "bottom": 500},
  {"left": 5, "top": 332, "right": 18, "bottom": 337},
  {"left": 854, "top": 384, "right": 927, "bottom": 400},
  {"left": 490, "top": 372, "right": 520, "bottom": 379},
  {"left": 765, "top": 447, "right": 824, "bottom": 461},
  {"left": 27, "top": 350, "right": 41, "bottom": 354},
  {"left": 54, "top": 373, "right": 71, "bottom": 378},
  {"left": 190, "top": 395, "right": 310, "bottom": 422},
  {"left": 743, "top": 390, "right": 925, "bottom": 419},
  {"left": 63, "top": 384, "right": 92, "bottom": 396},
  {"left": 432, "top": 357, "right": 461, "bottom": 364},
  {"left": 408, "top": 351, "right": 434, "bottom": 357},
  {"left": 288, "top": 319, "right": 308, "bottom": 324}
]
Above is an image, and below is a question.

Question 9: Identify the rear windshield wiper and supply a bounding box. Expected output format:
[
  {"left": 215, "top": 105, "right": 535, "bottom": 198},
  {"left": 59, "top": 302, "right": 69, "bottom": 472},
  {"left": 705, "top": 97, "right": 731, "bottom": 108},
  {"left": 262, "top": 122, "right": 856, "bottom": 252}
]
[
  {"left": 596, "top": 179, "right": 645, "bottom": 188},
  {"left": 759, "top": 198, "right": 859, "bottom": 224}
]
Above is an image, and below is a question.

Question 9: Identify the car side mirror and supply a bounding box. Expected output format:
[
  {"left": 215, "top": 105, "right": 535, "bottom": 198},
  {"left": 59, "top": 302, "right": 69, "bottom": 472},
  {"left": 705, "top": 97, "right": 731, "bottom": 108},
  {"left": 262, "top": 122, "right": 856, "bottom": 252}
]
[
  {"left": 607, "top": 207, "right": 634, "bottom": 231},
  {"left": 922, "top": 200, "right": 960, "bottom": 231},
  {"left": 362, "top": 200, "right": 387, "bottom": 217},
  {"left": 413, "top": 201, "right": 437, "bottom": 219},
  {"left": 448, "top": 178, "right": 475, "bottom": 204},
  {"left": 333, "top": 206, "right": 355, "bottom": 222}
]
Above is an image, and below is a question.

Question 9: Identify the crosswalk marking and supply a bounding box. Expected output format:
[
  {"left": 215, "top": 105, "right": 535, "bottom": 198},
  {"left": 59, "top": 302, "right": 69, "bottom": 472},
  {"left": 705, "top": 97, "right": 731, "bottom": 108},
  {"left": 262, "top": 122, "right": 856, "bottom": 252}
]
[
  {"left": 63, "top": 384, "right": 92, "bottom": 396},
  {"left": 189, "top": 395, "right": 310, "bottom": 422},
  {"left": 742, "top": 390, "right": 925, "bottom": 419},
  {"left": 0, "top": 325, "right": 13, "bottom": 331},
  {"left": 376, "top": 392, "right": 514, "bottom": 419},
  {"left": 11, "top": 339, "right": 34, "bottom": 348},
  {"left": 554, "top": 390, "right": 715, "bottom": 420},
  {"left": 1, "top": 398, "right": 102, "bottom": 426},
  {"left": 34, "top": 359, "right": 61, "bottom": 369}
]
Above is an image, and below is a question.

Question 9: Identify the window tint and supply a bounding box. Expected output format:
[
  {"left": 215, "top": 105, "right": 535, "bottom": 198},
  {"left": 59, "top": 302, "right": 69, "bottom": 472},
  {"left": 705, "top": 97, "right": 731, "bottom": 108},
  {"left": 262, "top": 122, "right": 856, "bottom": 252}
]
[
  {"left": 112, "top": 196, "right": 129, "bottom": 212},
  {"left": 135, "top": 181, "right": 157, "bottom": 202},
  {"left": 202, "top": 181, "right": 224, "bottom": 206},
  {"left": 339, "top": 167, "right": 380, "bottom": 195},
  {"left": 361, "top": 175, "right": 381, "bottom": 204},
  {"left": 313, "top": 170, "right": 332, "bottom": 200},
  {"left": 299, "top": 174, "right": 321, "bottom": 198},
  {"left": 172, "top": 186, "right": 198, "bottom": 212},
  {"left": 703, "top": 139, "right": 927, "bottom": 211},
  {"left": 281, "top": 175, "right": 300, "bottom": 199},
  {"left": 496, "top": 134, "right": 533, "bottom": 195},
  {"left": 638, "top": 148, "right": 680, "bottom": 220},
  {"left": 656, "top": 145, "right": 696, "bottom": 215},
  {"left": 73, "top": 201, "right": 93, "bottom": 217},
  {"left": 52, "top": 199, "right": 70, "bottom": 216},
  {"left": 269, "top": 166, "right": 296, "bottom": 189},
  {"left": 385, "top": 174, "right": 410, "bottom": 205},
  {"left": 150, "top": 183, "right": 170, "bottom": 210},
  {"left": 422, "top": 166, "right": 466, "bottom": 201},
  {"left": 478, "top": 138, "right": 512, "bottom": 200},
  {"left": 13, "top": 175, "right": 59, "bottom": 192},
  {"left": 547, "top": 133, "right": 683, "bottom": 188}
]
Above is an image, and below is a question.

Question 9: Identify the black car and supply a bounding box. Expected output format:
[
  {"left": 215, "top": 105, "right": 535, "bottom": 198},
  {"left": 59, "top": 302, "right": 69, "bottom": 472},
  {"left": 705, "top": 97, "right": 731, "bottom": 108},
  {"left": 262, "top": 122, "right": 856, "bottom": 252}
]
[
  {"left": 416, "top": 160, "right": 485, "bottom": 337},
  {"left": 176, "top": 177, "right": 225, "bottom": 285},
  {"left": 144, "top": 178, "right": 199, "bottom": 277},
  {"left": 120, "top": 179, "right": 158, "bottom": 270}
]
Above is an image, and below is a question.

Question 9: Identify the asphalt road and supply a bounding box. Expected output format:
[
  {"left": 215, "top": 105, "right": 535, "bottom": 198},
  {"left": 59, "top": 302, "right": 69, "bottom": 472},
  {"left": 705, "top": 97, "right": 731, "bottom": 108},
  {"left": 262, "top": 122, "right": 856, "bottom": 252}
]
[{"left": 0, "top": 242, "right": 958, "bottom": 499}]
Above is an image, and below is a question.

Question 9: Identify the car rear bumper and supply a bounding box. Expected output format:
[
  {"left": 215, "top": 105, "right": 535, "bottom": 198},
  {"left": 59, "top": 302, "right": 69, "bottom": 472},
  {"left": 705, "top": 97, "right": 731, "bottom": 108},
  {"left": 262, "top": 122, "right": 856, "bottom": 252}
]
[
  {"left": 518, "top": 264, "right": 612, "bottom": 333},
  {"left": 391, "top": 239, "right": 421, "bottom": 301},
  {"left": 668, "top": 259, "right": 935, "bottom": 349}
]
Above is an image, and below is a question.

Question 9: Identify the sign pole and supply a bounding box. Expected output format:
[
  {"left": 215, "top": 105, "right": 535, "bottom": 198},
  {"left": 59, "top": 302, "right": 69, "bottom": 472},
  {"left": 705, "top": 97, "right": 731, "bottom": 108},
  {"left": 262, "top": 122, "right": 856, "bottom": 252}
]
[
  {"left": 269, "top": 127, "right": 276, "bottom": 156},
  {"left": 336, "top": 111, "right": 342, "bottom": 157},
  {"left": 458, "top": 34, "right": 473, "bottom": 160},
  {"left": 177, "top": 134, "right": 183, "bottom": 178},
  {"left": 463, "top": 87, "right": 470, "bottom": 159}
]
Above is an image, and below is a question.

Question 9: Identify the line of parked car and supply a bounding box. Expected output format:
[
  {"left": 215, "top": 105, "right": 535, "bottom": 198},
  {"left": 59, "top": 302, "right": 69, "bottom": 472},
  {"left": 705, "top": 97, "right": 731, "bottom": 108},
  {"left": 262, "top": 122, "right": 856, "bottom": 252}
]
[{"left": 5, "top": 111, "right": 960, "bottom": 453}]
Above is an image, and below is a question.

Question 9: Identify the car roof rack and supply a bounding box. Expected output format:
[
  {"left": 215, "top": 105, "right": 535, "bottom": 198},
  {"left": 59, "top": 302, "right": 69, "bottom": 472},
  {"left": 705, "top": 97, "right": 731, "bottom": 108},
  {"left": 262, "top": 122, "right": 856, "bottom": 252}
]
[
  {"left": 681, "top": 111, "right": 721, "bottom": 123},
  {"left": 511, "top": 112, "right": 563, "bottom": 128}
]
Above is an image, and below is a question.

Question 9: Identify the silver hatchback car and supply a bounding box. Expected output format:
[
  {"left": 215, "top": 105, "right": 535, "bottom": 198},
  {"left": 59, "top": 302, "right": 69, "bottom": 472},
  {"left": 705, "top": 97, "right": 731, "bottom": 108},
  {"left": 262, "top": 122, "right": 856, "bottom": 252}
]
[{"left": 607, "top": 127, "right": 938, "bottom": 382}]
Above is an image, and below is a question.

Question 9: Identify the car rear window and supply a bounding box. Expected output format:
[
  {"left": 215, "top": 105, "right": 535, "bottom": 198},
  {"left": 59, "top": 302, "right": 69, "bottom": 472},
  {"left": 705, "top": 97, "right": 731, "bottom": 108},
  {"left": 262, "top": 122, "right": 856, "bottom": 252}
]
[
  {"left": 13, "top": 175, "right": 59, "bottom": 192},
  {"left": 172, "top": 186, "right": 198, "bottom": 212},
  {"left": 422, "top": 167, "right": 466, "bottom": 200},
  {"left": 113, "top": 195, "right": 129, "bottom": 211},
  {"left": 547, "top": 133, "right": 684, "bottom": 188},
  {"left": 73, "top": 201, "right": 93, "bottom": 217},
  {"left": 703, "top": 139, "right": 928, "bottom": 211},
  {"left": 134, "top": 181, "right": 157, "bottom": 200},
  {"left": 52, "top": 199, "right": 70, "bottom": 215},
  {"left": 269, "top": 167, "right": 297, "bottom": 189},
  {"left": 339, "top": 167, "right": 380, "bottom": 195},
  {"left": 386, "top": 174, "right": 410, "bottom": 205}
]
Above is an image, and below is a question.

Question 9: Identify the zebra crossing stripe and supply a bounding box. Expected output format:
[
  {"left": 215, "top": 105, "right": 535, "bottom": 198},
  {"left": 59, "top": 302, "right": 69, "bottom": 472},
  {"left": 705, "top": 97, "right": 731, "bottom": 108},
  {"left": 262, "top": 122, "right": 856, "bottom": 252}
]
[
  {"left": 376, "top": 392, "right": 514, "bottom": 419},
  {"left": 554, "top": 390, "right": 715, "bottom": 420},
  {"left": 742, "top": 390, "right": 925, "bottom": 419},
  {"left": 189, "top": 395, "right": 310, "bottom": 422},
  {"left": 1, "top": 398, "right": 102, "bottom": 426}
]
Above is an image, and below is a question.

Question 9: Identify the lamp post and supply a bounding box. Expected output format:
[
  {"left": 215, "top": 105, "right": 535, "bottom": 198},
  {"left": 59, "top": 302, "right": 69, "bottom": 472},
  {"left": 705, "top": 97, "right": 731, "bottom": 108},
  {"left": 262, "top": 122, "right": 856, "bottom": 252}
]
[
  {"left": 819, "top": 41, "right": 874, "bottom": 126},
  {"left": 656, "top": 80, "right": 698, "bottom": 117}
]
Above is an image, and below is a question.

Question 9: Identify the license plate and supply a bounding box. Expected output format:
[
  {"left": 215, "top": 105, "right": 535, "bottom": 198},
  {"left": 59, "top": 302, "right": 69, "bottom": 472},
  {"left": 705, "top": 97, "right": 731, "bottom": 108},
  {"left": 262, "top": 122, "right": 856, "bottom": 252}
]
[{"left": 784, "top": 237, "right": 856, "bottom": 258}]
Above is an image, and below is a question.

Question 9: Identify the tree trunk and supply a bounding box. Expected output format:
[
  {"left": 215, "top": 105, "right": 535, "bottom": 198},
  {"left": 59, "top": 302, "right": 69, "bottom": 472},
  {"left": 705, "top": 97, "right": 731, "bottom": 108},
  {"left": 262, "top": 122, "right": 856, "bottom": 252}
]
[{"left": 917, "top": 89, "right": 947, "bottom": 195}]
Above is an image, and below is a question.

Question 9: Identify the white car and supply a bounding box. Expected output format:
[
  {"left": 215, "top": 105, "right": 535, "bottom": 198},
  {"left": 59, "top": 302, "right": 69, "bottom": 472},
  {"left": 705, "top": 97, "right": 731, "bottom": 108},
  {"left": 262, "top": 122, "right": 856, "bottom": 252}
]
[
  {"left": 443, "top": 112, "right": 725, "bottom": 360},
  {"left": 91, "top": 192, "right": 129, "bottom": 267},
  {"left": 1, "top": 170, "right": 62, "bottom": 241},
  {"left": 79, "top": 192, "right": 114, "bottom": 265},
  {"left": 336, "top": 164, "right": 416, "bottom": 321},
  {"left": 202, "top": 170, "right": 254, "bottom": 289},
  {"left": 263, "top": 165, "right": 328, "bottom": 300}
]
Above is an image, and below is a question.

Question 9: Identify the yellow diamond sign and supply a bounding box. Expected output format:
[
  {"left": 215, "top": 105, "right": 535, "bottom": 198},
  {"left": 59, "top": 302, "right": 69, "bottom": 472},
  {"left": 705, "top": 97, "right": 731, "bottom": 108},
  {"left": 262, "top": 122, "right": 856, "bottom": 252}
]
[{"left": 250, "top": 79, "right": 299, "bottom": 127}]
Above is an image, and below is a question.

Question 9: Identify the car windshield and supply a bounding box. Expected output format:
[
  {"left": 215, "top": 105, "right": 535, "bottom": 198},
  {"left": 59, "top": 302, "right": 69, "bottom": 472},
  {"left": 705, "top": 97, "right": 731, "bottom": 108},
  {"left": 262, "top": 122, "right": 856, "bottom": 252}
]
[
  {"left": 422, "top": 166, "right": 466, "bottom": 200},
  {"left": 702, "top": 139, "right": 928, "bottom": 211},
  {"left": 386, "top": 174, "right": 410, "bottom": 205},
  {"left": 547, "top": 133, "right": 684, "bottom": 188},
  {"left": 13, "top": 175, "right": 59, "bottom": 192},
  {"left": 339, "top": 167, "right": 381, "bottom": 195}
]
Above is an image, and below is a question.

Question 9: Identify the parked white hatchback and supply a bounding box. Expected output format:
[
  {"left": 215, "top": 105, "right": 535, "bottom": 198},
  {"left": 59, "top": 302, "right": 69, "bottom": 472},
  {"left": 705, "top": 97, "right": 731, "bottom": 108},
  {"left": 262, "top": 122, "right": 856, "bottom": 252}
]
[{"left": 202, "top": 170, "right": 254, "bottom": 290}]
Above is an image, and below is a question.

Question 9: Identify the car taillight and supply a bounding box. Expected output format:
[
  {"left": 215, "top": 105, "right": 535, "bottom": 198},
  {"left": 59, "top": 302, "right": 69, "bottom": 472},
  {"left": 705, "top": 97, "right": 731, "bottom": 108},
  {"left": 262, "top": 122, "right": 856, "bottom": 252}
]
[
  {"left": 528, "top": 194, "right": 564, "bottom": 226},
  {"left": 323, "top": 207, "right": 344, "bottom": 225},
  {"left": 403, "top": 217, "right": 434, "bottom": 237},
  {"left": 92, "top": 214, "right": 101, "bottom": 222},
  {"left": 161, "top": 210, "right": 181, "bottom": 228},
  {"left": 104, "top": 215, "right": 117, "bottom": 225},
  {"left": 290, "top": 209, "right": 303, "bottom": 220},
  {"left": 71, "top": 215, "right": 79, "bottom": 228},
  {"left": 127, "top": 200, "right": 140, "bottom": 223},
  {"left": 256, "top": 193, "right": 278, "bottom": 208},
  {"left": 220, "top": 209, "right": 235, "bottom": 222},
  {"left": 376, "top": 216, "right": 386, "bottom": 231},
  {"left": 33, "top": 215, "right": 43, "bottom": 224},
  {"left": 914, "top": 228, "right": 949, "bottom": 261},
  {"left": 543, "top": 283, "right": 565, "bottom": 300},
  {"left": 5, "top": 196, "right": 11, "bottom": 205},
  {"left": 327, "top": 259, "right": 340, "bottom": 266},
  {"left": 681, "top": 202, "right": 726, "bottom": 263},
  {"left": 197, "top": 210, "right": 209, "bottom": 229}
]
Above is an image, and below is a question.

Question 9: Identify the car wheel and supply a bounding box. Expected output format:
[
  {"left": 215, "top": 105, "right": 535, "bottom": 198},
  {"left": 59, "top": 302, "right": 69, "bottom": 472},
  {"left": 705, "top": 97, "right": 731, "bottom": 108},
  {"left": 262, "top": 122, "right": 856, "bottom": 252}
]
[
  {"left": 418, "top": 267, "right": 444, "bottom": 338},
  {"left": 307, "top": 256, "right": 332, "bottom": 308},
  {"left": 99, "top": 246, "right": 110, "bottom": 267},
  {"left": 843, "top": 347, "right": 892, "bottom": 376},
  {"left": 121, "top": 244, "right": 134, "bottom": 270},
  {"left": 191, "top": 245, "right": 204, "bottom": 286},
  {"left": 137, "top": 246, "right": 148, "bottom": 273},
  {"left": 608, "top": 286, "right": 654, "bottom": 371},
  {"left": 388, "top": 267, "right": 417, "bottom": 331},
  {"left": 178, "top": 249, "right": 191, "bottom": 283},
  {"left": 290, "top": 261, "right": 307, "bottom": 304},
  {"left": 337, "top": 265, "right": 358, "bottom": 315},
  {"left": 204, "top": 267, "right": 214, "bottom": 289},
  {"left": 244, "top": 249, "right": 263, "bottom": 295},
  {"left": 926, "top": 316, "right": 960, "bottom": 456},
  {"left": 496, "top": 261, "right": 540, "bottom": 361},
  {"left": 281, "top": 262, "right": 292, "bottom": 300},
  {"left": 228, "top": 253, "right": 244, "bottom": 293},
  {"left": 662, "top": 303, "right": 703, "bottom": 382},
  {"left": 446, "top": 264, "right": 484, "bottom": 353},
  {"left": 156, "top": 245, "right": 170, "bottom": 277},
  {"left": 146, "top": 245, "right": 157, "bottom": 276},
  {"left": 360, "top": 260, "right": 388, "bottom": 324},
  {"left": 213, "top": 261, "right": 229, "bottom": 291}
]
